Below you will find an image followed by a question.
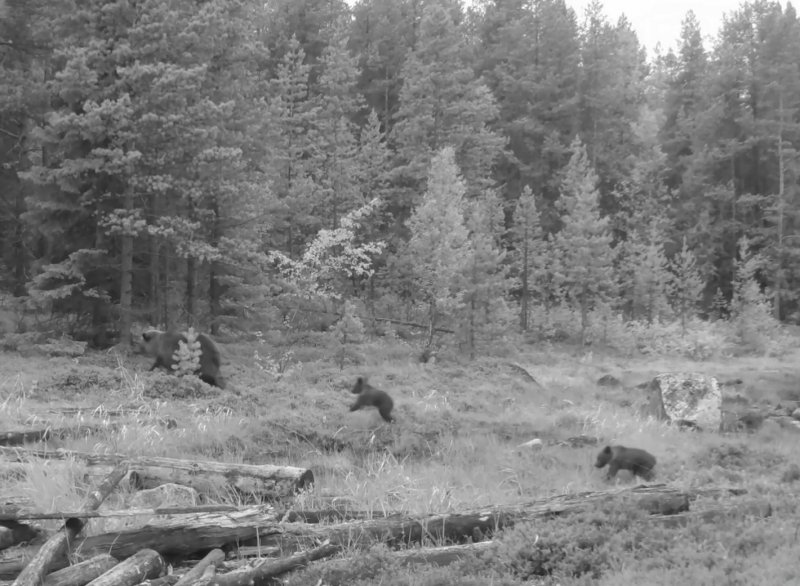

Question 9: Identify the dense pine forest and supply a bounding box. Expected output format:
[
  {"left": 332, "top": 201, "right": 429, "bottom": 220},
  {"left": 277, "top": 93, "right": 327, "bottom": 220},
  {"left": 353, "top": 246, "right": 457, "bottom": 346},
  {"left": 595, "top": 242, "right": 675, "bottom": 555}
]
[{"left": 0, "top": 0, "right": 798, "bottom": 356}]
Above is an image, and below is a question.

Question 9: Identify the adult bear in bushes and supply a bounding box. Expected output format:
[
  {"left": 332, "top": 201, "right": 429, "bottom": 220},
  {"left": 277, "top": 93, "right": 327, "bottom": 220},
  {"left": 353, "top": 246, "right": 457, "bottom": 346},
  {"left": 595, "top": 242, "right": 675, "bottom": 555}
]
[
  {"left": 138, "top": 329, "right": 226, "bottom": 389},
  {"left": 595, "top": 445, "right": 656, "bottom": 481},
  {"left": 350, "top": 377, "right": 394, "bottom": 423}
]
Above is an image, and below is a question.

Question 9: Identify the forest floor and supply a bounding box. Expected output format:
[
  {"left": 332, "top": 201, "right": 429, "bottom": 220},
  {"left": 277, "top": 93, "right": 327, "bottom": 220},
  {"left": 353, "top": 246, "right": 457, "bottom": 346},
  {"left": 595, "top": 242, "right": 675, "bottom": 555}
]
[{"left": 2, "top": 333, "right": 800, "bottom": 585}]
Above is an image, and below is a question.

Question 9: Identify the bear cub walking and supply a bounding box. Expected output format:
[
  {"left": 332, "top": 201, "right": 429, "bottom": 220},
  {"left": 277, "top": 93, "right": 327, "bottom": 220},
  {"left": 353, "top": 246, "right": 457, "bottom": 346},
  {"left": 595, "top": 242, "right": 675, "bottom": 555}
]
[
  {"left": 595, "top": 445, "right": 656, "bottom": 481},
  {"left": 350, "top": 377, "right": 394, "bottom": 423},
  {"left": 138, "top": 329, "right": 226, "bottom": 389}
]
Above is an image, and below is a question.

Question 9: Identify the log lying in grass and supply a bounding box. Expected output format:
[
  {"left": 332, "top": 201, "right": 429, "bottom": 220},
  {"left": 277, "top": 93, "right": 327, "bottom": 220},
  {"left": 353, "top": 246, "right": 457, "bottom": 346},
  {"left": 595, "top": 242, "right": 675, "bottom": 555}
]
[
  {"left": 73, "top": 506, "right": 279, "bottom": 560},
  {"left": 12, "top": 463, "right": 129, "bottom": 586},
  {"left": 0, "top": 547, "right": 68, "bottom": 580},
  {"left": 42, "top": 555, "right": 119, "bottom": 586},
  {"left": 0, "top": 426, "right": 109, "bottom": 447},
  {"left": 0, "top": 505, "right": 240, "bottom": 522},
  {"left": 278, "top": 508, "right": 386, "bottom": 524},
  {"left": 173, "top": 549, "right": 224, "bottom": 586},
  {"left": 256, "top": 485, "right": 691, "bottom": 551},
  {"left": 0, "top": 448, "right": 313, "bottom": 499},
  {"left": 652, "top": 499, "right": 772, "bottom": 528},
  {"left": 189, "top": 543, "right": 340, "bottom": 586},
  {"left": 84, "top": 549, "right": 164, "bottom": 586},
  {"left": 134, "top": 575, "right": 178, "bottom": 586},
  {"left": 310, "top": 541, "right": 496, "bottom": 585}
]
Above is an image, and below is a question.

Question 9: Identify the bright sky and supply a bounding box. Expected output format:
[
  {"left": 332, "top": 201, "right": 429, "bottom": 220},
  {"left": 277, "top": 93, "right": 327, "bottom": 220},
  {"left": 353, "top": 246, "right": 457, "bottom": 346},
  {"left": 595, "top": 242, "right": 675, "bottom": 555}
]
[{"left": 567, "top": 0, "right": 773, "bottom": 56}]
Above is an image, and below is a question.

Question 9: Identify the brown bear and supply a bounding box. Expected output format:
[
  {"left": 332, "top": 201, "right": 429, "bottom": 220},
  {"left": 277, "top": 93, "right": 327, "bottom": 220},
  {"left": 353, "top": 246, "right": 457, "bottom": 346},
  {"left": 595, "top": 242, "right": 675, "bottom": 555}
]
[
  {"left": 350, "top": 377, "right": 394, "bottom": 423},
  {"left": 138, "top": 329, "right": 225, "bottom": 389},
  {"left": 595, "top": 445, "right": 656, "bottom": 481}
]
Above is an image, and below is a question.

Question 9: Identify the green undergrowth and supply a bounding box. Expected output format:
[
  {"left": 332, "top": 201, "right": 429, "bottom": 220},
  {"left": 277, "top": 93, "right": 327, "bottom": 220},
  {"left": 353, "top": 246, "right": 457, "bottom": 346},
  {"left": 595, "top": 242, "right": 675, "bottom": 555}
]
[{"left": 287, "top": 496, "right": 800, "bottom": 586}]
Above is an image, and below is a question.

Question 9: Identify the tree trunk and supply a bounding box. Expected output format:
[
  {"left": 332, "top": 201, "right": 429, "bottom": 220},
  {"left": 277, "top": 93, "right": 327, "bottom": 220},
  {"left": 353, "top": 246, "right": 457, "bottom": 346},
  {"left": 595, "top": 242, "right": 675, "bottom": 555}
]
[
  {"left": 0, "top": 448, "right": 313, "bottom": 500},
  {"left": 310, "top": 541, "right": 495, "bottom": 585},
  {"left": 209, "top": 201, "right": 222, "bottom": 336},
  {"left": 774, "top": 90, "right": 785, "bottom": 320},
  {"left": 83, "top": 549, "right": 164, "bottom": 586},
  {"left": 42, "top": 554, "right": 119, "bottom": 586},
  {"left": 190, "top": 543, "right": 339, "bottom": 586},
  {"left": 74, "top": 507, "right": 278, "bottom": 560},
  {"left": 426, "top": 301, "right": 436, "bottom": 348},
  {"left": 11, "top": 464, "right": 128, "bottom": 586},
  {"left": 208, "top": 264, "right": 221, "bottom": 337},
  {"left": 254, "top": 485, "right": 690, "bottom": 552},
  {"left": 172, "top": 549, "right": 224, "bottom": 586},
  {"left": 161, "top": 250, "right": 170, "bottom": 330},
  {"left": 186, "top": 256, "right": 196, "bottom": 327},
  {"left": 520, "top": 239, "right": 529, "bottom": 331},
  {"left": 148, "top": 192, "right": 162, "bottom": 327},
  {"left": 11, "top": 181, "right": 26, "bottom": 298},
  {"left": 118, "top": 185, "right": 134, "bottom": 347}
]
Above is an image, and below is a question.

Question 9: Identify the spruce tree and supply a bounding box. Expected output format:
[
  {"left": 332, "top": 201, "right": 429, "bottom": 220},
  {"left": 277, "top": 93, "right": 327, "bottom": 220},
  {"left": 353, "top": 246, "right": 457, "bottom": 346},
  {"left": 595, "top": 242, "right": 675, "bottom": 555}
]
[
  {"left": 669, "top": 236, "right": 704, "bottom": 335},
  {"left": 405, "top": 146, "right": 471, "bottom": 347},
  {"left": 461, "top": 191, "right": 509, "bottom": 358},
  {"left": 511, "top": 186, "right": 547, "bottom": 331},
  {"left": 553, "top": 137, "right": 615, "bottom": 343}
]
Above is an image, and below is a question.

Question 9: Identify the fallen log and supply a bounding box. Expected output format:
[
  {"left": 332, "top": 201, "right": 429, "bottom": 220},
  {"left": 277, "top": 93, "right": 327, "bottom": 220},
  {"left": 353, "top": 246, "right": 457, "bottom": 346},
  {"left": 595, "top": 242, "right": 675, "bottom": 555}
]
[
  {"left": 12, "top": 463, "right": 129, "bottom": 586},
  {"left": 255, "top": 485, "right": 690, "bottom": 551},
  {"left": 0, "top": 548, "right": 68, "bottom": 580},
  {"left": 0, "top": 427, "right": 108, "bottom": 447},
  {"left": 173, "top": 549, "right": 224, "bottom": 586},
  {"left": 85, "top": 549, "right": 164, "bottom": 586},
  {"left": 222, "top": 547, "right": 280, "bottom": 561},
  {"left": 652, "top": 499, "right": 772, "bottom": 529},
  {"left": 134, "top": 576, "right": 178, "bottom": 586},
  {"left": 0, "top": 505, "right": 239, "bottom": 522},
  {"left": 309, "top": 541, "right": 496, "bottom": 585},
  {"left": 42, "top": 555, "right": 119, "bottom": 586},
  {"left": 72, "top": 506, "right": 278, "bottom": 560},
  {"left": 278, "top": 508, "right": 385, "bottom": 524},
  {"left": 189, "top": 542, "right": 340, "bottom": 586},
  {"left": 0, "top": 448, "right": 312, "bottom": 499}
]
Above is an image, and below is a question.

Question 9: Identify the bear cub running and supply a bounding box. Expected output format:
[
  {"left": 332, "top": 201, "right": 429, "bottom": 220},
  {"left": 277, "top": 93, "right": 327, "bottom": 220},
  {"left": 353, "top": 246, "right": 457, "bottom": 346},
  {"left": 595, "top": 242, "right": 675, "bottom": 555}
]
[
  {"left": 350, "top": 377, "right": 394, "bottom": 423},
  {"left": 595, "top": 445, "right": 656, "bottom": 481},
  {"left": 138, "top": 329, "right": 226, "bottom": 389}
]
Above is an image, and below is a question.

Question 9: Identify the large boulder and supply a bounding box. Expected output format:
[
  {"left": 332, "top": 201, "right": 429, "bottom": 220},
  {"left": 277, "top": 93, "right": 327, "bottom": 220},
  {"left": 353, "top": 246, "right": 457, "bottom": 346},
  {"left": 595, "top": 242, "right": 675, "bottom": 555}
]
[{"left": 641, "top": 372, "right": 722, "bottom": 431}]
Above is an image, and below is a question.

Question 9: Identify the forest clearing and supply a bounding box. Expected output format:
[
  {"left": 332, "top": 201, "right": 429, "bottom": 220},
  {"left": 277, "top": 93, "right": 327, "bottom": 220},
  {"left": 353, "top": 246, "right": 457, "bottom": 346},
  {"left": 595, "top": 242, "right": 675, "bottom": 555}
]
[
  {"left": 1, "top": 334, "right": 800, "bottom": 586},
  {"left": 3, "top": 0, "right": 800, "bottom": 583}
]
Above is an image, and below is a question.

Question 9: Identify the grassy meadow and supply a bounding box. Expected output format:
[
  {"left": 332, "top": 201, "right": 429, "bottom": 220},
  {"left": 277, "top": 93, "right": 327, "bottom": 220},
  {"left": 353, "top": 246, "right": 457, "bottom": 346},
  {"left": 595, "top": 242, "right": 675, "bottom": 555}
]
[{"left": 2, "top": 332, "right": 800, "bottom": 585}]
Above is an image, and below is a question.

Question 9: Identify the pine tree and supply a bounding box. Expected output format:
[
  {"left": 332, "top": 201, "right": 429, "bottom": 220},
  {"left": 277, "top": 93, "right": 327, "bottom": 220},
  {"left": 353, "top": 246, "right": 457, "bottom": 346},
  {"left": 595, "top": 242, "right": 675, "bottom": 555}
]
[
  {"left": 461, "top": 191, "right": 509, "bottom": 358},
  {"left": 629, "top": 221, "right": 672, "bottom": 324},
  {"left": 263, "top": 35, "right": 321, "bottom": 257},
  {"left": 23, "top": 0, "right": 272, "bottom": 339},
  {"left": 553, "top": 137, "right": 615, "bottom": 343},
  {"left": 405, "top": 146, "right": 471, "bottom": 347},
  {"left": 669, "top": 236, "right": 704, "bottom": 335},
  {"left": 476, "top": 0, "right": 581, "bottom": 210},
  {"left": 314, "top": 17, "right": 365, "bottom": 230},
  {"left": 511, "top": 186, "right": 547, "bottom": 331},
  {"left": 392, "top": 0, "right": 505, "bottom": 212},
  {"left": 730, "top": 236, "right": 776, "bottom": 348}
]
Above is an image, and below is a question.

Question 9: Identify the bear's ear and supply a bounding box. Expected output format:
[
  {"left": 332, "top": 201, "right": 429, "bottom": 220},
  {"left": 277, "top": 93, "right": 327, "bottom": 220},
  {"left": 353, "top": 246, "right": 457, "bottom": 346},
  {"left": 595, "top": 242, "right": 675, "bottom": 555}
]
[{"left": 142, "top": 331, "right": 153, "bottom": 341}]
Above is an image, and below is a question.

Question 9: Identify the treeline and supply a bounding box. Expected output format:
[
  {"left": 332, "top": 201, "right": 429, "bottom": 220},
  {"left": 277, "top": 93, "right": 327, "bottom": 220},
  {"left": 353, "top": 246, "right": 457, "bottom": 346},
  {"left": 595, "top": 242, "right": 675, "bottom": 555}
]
[{"left": 0, "top": 0, "right": 797, "bottom": 355}]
